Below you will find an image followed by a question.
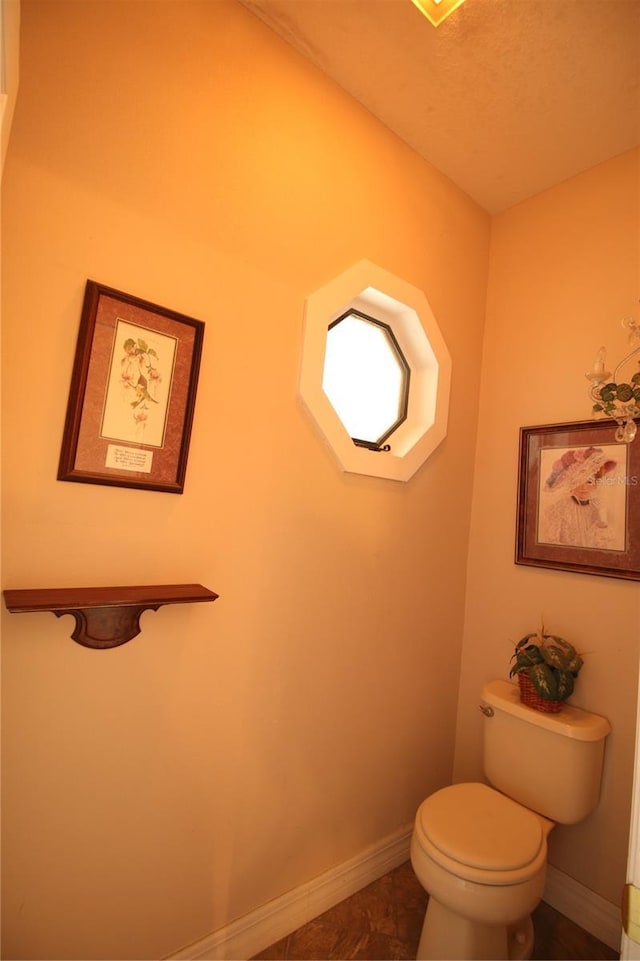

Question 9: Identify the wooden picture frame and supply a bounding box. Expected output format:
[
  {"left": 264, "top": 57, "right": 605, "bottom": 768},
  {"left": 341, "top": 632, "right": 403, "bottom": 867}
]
[
  {"left": 58, "top": 280, "right": 205, "bottom": 494},
  {"left": 516, "top": 419, "right": 640, "bottom": 581}
]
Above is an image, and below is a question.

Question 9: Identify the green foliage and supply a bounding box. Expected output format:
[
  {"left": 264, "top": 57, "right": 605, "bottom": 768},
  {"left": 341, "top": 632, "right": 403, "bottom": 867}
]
[
  {"left": 616, "top": 383, "right": 634, "bottom": 402},
  {"left": 594, "top": 379, "right": 640, "bottom": 417},
  {"left": 509, "top": 629, "right": 583, "bottom": 702}
]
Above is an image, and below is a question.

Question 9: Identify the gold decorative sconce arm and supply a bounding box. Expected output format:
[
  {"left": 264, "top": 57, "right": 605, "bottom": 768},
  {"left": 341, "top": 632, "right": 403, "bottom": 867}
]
[{"left": 586, "top": 318, "right": 640, "bottom": 443}]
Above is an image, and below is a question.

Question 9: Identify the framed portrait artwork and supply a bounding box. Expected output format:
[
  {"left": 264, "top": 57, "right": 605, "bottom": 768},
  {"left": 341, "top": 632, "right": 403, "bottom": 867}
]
[
  {"left": 58, "top": 280, "right": 205, "bottom": 494},
  {"left": 516, "top": 419, "right": 640, "bottom": 581}
]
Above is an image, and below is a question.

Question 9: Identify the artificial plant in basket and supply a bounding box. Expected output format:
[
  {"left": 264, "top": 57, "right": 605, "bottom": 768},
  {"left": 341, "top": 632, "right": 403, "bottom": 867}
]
[{"left": 509, "top": 625, "right": 584, "bottom": 706}]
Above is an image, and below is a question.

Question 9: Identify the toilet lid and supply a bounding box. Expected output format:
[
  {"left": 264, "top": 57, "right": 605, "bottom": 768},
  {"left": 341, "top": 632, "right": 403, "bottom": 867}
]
[{"left": 418, "top": 783, "right": 543, "bottom": 872}]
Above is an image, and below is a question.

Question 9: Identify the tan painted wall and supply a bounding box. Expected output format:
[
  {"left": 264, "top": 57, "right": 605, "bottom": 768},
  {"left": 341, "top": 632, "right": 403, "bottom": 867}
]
[
  {"left": 455, "top": 149, "right": 640, "bottom": 904},
  {"left": 0, "top": 0, "right": 20, "bottom": 177},
  {"left": 0, "top": 2, "right": 489, "bottom": 958}
]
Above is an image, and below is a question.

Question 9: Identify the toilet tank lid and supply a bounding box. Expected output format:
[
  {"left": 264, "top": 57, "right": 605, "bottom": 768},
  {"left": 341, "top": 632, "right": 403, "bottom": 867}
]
[{"left": 482, "top": 680, "right": 611, "bottom": 742}]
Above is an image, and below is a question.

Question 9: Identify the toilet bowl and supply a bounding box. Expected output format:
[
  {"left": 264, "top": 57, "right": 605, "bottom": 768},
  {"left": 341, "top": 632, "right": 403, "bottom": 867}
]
[
  {"left": 411, "top": 782, "right": 552, "bottom": 960},
  {"left": 410, "top": 680, "right": 611, "bottom": 961}
]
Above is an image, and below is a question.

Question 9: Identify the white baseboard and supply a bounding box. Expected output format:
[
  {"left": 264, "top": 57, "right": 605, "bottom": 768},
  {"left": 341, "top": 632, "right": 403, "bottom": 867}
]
[
  {"left": 168, "top": 824, "right": 413, "bottom": 961},
  {"left": 544, "top": 863, "right": 622, "bottom": 952},
  {"left": 167, "top": 830, "right": 622, "bottom": 959}
]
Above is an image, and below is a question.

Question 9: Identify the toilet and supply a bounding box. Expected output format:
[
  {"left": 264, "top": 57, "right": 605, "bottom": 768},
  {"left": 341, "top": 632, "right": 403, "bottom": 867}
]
[{"left": 410, "top": 678, "right": 611, "bottom": 961}]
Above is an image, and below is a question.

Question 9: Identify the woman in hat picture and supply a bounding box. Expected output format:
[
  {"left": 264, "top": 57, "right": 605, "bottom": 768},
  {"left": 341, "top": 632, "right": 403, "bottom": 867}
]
[{"left": 538, "top": 446, "right": 620, "bottom": 550}]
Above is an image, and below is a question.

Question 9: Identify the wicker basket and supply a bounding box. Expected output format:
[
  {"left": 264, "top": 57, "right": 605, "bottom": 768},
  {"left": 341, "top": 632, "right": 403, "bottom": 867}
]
[{"left": 517, "top": 672, "right": 564, "bottom": 713}]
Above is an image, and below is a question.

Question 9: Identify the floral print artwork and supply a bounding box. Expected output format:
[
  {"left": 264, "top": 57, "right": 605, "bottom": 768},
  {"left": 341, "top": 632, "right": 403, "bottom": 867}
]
[{"left": 101, "top": 319, "right": 176, "bottom": 447}]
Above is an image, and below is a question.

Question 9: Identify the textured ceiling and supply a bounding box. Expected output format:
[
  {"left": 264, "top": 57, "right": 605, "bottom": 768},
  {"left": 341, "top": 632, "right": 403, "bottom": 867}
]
[{"left": 239, "top": 0, "right": 640, "bottom": 213}]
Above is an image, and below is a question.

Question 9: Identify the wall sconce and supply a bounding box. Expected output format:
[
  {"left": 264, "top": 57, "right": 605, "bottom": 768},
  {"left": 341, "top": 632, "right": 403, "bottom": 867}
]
[{"left": 586, "top": 318, "right": 640, "bottom": 443}]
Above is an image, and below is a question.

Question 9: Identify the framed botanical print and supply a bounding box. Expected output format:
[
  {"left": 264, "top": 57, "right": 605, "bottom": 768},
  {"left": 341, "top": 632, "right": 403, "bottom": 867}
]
[{"left": 58, "top": 280, "right": 205, "bottom": 494}]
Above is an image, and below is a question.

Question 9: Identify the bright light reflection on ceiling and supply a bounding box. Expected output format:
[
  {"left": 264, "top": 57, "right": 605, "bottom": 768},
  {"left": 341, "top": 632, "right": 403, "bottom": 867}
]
[{"left": 409, "top": 0, "right": 466, "bottom": 27}]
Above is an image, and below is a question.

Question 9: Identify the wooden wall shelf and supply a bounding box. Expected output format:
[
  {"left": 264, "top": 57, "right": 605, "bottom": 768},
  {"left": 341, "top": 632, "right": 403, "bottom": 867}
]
[{"left": 3, "top": 584, "right": 219, "bottom": 649}]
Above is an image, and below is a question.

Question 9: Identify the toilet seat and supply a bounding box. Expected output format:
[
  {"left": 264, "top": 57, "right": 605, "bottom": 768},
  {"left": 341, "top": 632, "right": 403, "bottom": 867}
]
[{"left": 415, "top": 782, "right": 547, "bottom": 886}]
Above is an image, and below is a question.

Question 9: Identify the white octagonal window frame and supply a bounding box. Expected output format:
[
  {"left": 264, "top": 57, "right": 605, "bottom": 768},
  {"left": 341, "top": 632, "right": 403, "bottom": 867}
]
[{"left": 299, "top": 259, "right": 452, "bottom": 482}]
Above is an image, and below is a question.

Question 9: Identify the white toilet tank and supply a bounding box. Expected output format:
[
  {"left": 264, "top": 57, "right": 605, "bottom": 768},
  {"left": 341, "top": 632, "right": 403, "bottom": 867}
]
[{"left": 481, "top": 679, "right": 611, "bottom": 824}]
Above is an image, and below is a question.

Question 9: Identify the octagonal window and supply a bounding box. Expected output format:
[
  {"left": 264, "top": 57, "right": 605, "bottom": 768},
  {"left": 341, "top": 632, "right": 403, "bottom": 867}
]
[
  {"left": 322, "top": 310, "right": 410, "bottom": 450},
  {"left": 299, "top": 260, "right": 451, "bottom": 482}
]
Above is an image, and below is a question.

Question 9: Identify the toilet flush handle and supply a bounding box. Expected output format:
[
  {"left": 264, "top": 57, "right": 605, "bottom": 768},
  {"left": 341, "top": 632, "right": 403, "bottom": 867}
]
[{"left": 479, "top": 703, "right": 494, "bottom": 717}]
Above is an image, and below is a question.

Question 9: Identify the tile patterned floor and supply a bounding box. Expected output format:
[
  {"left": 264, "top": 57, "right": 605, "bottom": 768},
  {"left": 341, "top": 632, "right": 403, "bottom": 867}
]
[{"left": 252, "top": 861, "right": 619, "bottom": 960}]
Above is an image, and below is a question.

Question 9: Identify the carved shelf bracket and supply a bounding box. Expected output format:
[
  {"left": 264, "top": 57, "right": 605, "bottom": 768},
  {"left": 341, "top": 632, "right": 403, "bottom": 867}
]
[{"left": 3, "top": 584, "right": 218, "bottom": 649}]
